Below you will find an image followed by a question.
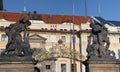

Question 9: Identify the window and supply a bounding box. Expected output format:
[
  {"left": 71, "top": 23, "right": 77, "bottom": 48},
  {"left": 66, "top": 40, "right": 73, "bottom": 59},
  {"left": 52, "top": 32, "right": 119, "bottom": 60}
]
[
  {"left": 50, "top": 25, "right": 57, "bottom": 30},
  {"left": 1, "top": 34, "right": 6, "bottom": 41},
  {"left": 50, "top": 35, "right": 56, "bottom": 42},
  {"left": 61, "top": 64, "right": 66, "bottom": 72},
  {"left": 61, "top": 36, "right": 66, "bottom": 42},
  {"left": 46, "top": 65, "right": 50, "bottom": 70}
]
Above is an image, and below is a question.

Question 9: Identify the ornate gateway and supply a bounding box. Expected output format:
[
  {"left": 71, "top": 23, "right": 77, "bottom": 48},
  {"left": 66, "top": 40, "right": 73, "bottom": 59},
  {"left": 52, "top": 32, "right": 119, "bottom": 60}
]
[{"left": 33, "top": 39, "right": 85, "bottom": 61}]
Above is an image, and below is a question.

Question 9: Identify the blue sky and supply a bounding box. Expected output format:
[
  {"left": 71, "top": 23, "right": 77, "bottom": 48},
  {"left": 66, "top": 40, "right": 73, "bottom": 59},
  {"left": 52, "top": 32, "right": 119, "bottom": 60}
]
[{"left": 3, "top": 0, "right": 120, "bottom": 21}]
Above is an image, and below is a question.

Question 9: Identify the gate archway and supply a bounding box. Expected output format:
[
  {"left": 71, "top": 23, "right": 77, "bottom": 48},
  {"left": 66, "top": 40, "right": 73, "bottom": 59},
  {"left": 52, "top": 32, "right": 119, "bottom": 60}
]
[{"left": 33, "top": 39, "right": 85, "bottom": 62}]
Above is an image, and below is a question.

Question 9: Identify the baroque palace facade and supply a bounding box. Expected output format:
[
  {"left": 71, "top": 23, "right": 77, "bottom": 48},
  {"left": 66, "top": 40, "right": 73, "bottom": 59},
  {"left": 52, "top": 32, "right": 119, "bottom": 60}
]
[{"left": 0, "top": 11, "right": 120, "bottom": 72}]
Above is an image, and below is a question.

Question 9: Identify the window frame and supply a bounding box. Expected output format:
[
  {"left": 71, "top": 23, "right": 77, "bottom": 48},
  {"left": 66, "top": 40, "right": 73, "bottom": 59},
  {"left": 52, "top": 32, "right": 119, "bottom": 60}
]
[
  {"left": 46, "top": 65, "right": 51, "bottom": 70},
  {"left": 61, "top": 36, "right": 66, "bottom": 42}
]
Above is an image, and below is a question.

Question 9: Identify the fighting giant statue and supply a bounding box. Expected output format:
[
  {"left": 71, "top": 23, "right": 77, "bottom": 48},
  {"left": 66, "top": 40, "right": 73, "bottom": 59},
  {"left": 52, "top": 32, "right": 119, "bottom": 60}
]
[
  {"left": 2, "top": 15, "right": 33, "bottom": 57},
  {"left": 86, "top": 19, "right": 115, "bottom": 59}
]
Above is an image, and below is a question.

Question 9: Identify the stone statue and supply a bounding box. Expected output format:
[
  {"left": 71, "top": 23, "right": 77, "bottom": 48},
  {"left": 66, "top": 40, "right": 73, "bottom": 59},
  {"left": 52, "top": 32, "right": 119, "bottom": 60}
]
[
  {"left": 87, "top": 21, "right": 115, "bottom": 59},
  {"left": 2, "top": 15, "right": 33, "bottom": 57}
]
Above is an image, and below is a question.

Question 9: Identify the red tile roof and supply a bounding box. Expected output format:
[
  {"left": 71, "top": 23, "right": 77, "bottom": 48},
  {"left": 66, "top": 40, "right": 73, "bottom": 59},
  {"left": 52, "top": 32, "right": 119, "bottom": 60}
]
[{"left": 0, "top": 11, "right": 90, "bottom": 25}]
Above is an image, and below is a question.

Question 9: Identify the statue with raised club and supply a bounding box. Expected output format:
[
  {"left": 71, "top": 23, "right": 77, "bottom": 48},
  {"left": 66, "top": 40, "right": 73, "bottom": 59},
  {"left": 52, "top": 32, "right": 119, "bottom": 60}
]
[
  {"left": 86, "top": 18, "right": 115, "bottom": 59},
  {"left": 1, "top": 15, "right": 33, "bottom": 57}
]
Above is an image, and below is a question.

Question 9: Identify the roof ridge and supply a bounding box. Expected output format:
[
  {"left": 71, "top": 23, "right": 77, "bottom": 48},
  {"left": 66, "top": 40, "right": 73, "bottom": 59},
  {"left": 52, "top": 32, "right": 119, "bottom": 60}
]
[{"left": 0, "top": 11, "right": 90, "bottom": 17}]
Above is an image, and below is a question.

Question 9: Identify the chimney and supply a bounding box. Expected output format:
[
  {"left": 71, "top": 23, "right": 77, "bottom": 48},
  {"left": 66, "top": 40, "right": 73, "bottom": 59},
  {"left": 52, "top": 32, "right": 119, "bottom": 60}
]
[{"left": 0, "top": 0, "right": 3, "bottom": 11}]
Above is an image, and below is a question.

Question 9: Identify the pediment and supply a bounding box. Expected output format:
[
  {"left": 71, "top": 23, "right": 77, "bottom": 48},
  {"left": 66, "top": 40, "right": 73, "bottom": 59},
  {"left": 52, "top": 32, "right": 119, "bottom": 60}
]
[{"left": 29, "top": 34, "right": 47, "bottom": 40}]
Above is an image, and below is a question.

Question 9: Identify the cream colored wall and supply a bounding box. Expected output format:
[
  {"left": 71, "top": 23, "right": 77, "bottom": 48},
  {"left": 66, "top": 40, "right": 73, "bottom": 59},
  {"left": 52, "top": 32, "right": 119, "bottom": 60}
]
[
  {"left": 29, "top": 31, "right": 80, "bottom": 52},
  {"left": 80, "top": 33, "right": 90, "bottom": 59},
  {"left": 29, "top": 20, "right": 80, "bottom": 31},
  {"left": 108, "top": 33, "right": 120, "bottom": 58},
  {"left": 80, "top": 22, "right": 91, "bottom": 30}
]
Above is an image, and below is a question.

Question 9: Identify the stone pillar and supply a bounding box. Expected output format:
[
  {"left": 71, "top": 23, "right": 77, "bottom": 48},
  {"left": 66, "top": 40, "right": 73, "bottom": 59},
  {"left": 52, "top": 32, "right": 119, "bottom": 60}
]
[
  {"left": 84, "top": 59, "right": 120, "bottom": 72},
  {"left": 0, "top": 61, "right": 34, "bottom": 72}
]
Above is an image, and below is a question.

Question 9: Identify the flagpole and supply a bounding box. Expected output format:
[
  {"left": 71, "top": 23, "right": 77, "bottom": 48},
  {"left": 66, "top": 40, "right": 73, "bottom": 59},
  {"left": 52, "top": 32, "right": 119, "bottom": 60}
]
[
  {"left": 85, "top": 0, "right": 87, "bottom": 17},
  {"left": 24, "top": 0, "right": 26, "bottom": 12},
  {"left": 72, "top": 2, "right": 76, "bottom": 72},
  {"left": 70, "top": 22, "right": 72, "bottom": 72},
  {"left": 98, "top": 0, "right": 101, "bottom": 17}
]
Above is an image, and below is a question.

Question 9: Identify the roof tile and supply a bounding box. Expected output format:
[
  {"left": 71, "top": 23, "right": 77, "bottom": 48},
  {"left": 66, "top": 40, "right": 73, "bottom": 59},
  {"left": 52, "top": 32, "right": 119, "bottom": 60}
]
[{"left": 0, "top": 11, "right": 90, "bottom": 25}]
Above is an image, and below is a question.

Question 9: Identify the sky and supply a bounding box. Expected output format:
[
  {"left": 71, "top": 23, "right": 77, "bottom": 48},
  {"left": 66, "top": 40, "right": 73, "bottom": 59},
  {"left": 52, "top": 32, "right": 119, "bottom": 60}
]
[{"left": 3, "top": 0, "right": 120, "bottom": 21}]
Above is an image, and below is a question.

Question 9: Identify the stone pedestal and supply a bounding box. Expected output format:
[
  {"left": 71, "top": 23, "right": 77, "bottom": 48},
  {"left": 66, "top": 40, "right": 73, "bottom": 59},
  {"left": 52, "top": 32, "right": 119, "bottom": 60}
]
[
  {"left": 84, "top": 59, "right": 120, "bottom": 72},
  {"left": 0, "top": 61, "right": 34, "bottom": 72},
  {"left": 0, "top": 55, "right": 35, "bottom": 72}
]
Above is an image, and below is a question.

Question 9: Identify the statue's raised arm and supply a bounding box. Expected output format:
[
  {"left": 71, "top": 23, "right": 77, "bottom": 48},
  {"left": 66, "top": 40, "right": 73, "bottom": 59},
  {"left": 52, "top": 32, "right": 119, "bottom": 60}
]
[
  {"left": 2, "top": 15, "right": 32, "bottom": 57},
  {"left": 86, "top": 18, "right": 115, "bottom": 59}
]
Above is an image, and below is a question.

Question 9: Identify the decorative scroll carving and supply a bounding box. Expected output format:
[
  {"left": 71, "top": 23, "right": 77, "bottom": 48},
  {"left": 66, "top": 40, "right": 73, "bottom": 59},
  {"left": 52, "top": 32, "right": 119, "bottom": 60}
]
[{"left": 33, "top": 39, "right": 85, "bottom": 61}]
